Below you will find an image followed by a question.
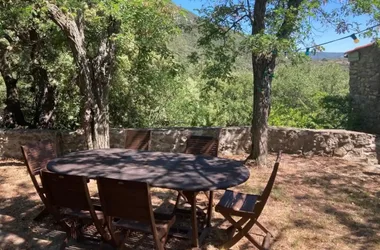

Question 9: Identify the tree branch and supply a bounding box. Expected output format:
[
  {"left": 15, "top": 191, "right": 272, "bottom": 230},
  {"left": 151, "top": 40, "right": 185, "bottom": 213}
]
[
  {"left": 75, "top": 9, "right": 85, "bottom": 42},
  {"left": 277, "top": 0, "right": 303, "bottom": 39},
  {"left": 3, "top": 33, "right": 13, "bottom": 44},
  {"left": 46, "top": 2, "right": 87, "bottom": 63},
  {"left": 246, "top": 0, "right": 254, "bottom": 26},
  {"left": 223, "top": 14, "right": 249, "bottom": 35},
  {"left": 92, "top": 17, "right": 120, "bottom": 85},
  {"left": 0, "top": 39, "right": 14, "bottom": 80}
]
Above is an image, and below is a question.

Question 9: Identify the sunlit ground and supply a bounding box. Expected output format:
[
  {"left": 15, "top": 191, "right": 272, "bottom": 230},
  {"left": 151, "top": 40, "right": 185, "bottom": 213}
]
[{"left": 0, "top": 154, "right": 379, "bottom": 249}]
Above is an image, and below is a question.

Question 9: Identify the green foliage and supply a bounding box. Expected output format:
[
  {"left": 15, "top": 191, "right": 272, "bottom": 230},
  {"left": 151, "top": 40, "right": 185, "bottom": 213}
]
[
  {"left": 124, "top": 56, "right": 350, "bottom": 130},
  {"left": 162, "top": 71, "right": 253, "bottom": 127},
  {"left": 0, "top": 2, "right": 356, "bottom": 132},
  {"left": 0, "top": 0, "right": 180, "bottom": 129},
  {"left": 270, "top": 60, "right": 350, "bottom": 129}
]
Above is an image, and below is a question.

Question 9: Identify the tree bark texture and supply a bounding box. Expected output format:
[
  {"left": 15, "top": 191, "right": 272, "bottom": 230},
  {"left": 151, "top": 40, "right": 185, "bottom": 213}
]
[
  {"left": 247, "top": 0, "right": 270, "bottom": 166},
  {"left": 47, "top": 3, "right": 117, "bottom": 149},
  {"left": 31, "top": 66, "right": 56, "bottom": 128},
  {"left": 247, "top": 0, "right": 302, "bottom": 165},
  {"left": 249, "top": 55, "right": 276, "bottom": 166},
  {"left": 2, "top": 76, "right": 30, "bottom": 127},
  {"left": 29, "top": 28, "right": 57, "bottom": 128}
]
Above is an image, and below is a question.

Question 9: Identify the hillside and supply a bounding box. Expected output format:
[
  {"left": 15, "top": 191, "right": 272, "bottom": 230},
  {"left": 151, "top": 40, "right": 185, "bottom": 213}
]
[
  {"left": 169, "top": 9, "right": 252, "bottom": 71},
  {"left": 168, "top": 9, "right": 347, "bottom": 70},
  {"left": 311, "top": 52, "right": 345, "bottom": 60}
]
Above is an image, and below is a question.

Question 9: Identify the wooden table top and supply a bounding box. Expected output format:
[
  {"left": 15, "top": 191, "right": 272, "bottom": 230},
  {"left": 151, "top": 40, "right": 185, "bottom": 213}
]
[{"left": 47, "top": 148, "right": 250, "bottom": 192}]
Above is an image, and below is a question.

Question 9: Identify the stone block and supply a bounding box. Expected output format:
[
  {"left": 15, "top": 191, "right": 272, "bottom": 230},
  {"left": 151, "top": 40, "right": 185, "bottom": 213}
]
[
  {"left": 220, "top": 127, "right": 251, "bottom": 155},
  {"left": 110, "top": 128, "right": 126, "bottom": 148},
  {"left": 342, "top": 143, "right": 354, "bottom": 151},
  {"left": 334, "top": 147, "right": 347, "bottom": 157}
]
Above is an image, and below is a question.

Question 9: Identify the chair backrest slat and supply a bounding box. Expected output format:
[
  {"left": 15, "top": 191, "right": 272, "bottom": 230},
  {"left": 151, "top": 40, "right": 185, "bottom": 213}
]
[
  {"left": 254, "top": 151, "right": 282, "bottom": 217},
  {"left": 21, "top": 140, "right": 57, "bottom": 176},
  {"left": 97, "top": 178, "right": 153, "bottom": 223},
  {"left": 185, "top": 135, "right": 219, "bottom": 157},
  {"left": 125, "top": 129, "right": 151, "bottom": 150},
  {"left": 41, "top": 171, "right": 91, "bottom": 211}
]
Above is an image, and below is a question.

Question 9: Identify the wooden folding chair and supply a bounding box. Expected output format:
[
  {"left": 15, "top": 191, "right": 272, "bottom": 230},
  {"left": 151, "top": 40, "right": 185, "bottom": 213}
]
[
  {"left": 40, "top": 170, "right": 108, "bottom": 249},
  {"left": 125, "top": 129, "right": 151, "bottom": 150},
  {"left": 20, "top": 140, "right": 57, "bottom": 221},
  {"left": 184, "top": 135, "right": 219, "bottom": 156},
  {"left": 96, "top": 177, "right": 176, "bottom": 250},
  {"left": 215, "top": 152, "right": 282, "bottom": 250},
  {"left": 175, "top": 135, "right": 219, "bottom": 227}
]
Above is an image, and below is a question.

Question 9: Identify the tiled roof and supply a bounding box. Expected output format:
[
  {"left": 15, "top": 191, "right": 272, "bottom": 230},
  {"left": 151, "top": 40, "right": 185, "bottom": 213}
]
[{"left": 345, "top": 43, "right": 375, "bottom": 54}]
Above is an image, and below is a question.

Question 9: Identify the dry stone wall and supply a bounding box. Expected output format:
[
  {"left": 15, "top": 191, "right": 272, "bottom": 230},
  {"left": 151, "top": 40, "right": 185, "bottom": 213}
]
[
  {"left": 150, "top": 127, "right": 220, "bottom": 152},
  {"left": 348, "top": 44, "right": 380, "bottom": 134},
  {"left": 2, "top": 126, "right": 379, "bottom": 163},
  {"left": 268, "top": 127, "right": 379, "bottom": 162}
]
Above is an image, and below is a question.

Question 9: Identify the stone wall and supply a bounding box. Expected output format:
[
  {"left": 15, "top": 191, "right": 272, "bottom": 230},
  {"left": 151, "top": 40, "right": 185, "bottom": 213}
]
[
  {"left": 150, "top": 127, "right": 220, "bottom": 152},
  {"left": 268, "top": 127, "right": 379, "bottom": 163},
  {"left": 348, "top": 44, "right": 380, "bottom": 134},
  {"left": 0, "top": 129, "right": 57, "bottom": 159},
  {"left": 2, "top": 126, "right": 379, "bottom": 163}
]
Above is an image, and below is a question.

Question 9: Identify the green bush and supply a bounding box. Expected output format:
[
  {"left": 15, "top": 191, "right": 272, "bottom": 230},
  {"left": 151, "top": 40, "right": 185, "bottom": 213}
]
[{"left": 269, "top": 60, "right": 350, "bottom": 129}]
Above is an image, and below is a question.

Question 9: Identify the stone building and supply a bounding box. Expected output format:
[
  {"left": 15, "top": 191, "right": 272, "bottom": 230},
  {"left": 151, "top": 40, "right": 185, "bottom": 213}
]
[{"left": 346, "top": 43, "right": 380, "bottom": 134}]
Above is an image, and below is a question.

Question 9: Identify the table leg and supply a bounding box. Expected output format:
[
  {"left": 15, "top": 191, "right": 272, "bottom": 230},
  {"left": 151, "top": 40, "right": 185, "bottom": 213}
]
[
  {"left": 33, "top": 207, "right": 49, "bottom": 221},
  {"left": 206, "top": 191, "right": 214, "bottom": 228},
  {"left": 189, "top": 192, "right": 199, "bottom": 248}
]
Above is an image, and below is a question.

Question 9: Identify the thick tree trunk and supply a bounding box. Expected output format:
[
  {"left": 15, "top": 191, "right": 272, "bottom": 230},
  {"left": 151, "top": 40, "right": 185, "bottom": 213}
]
[
  {"left": 31, "top": 66, "right": 56, "bottom": 128},
  {"left": 39, "top": 83, "right": 56, "bottom": 128},
  {"left": 47, "top": 3, "right": 116, "bottom": 149},
  {"left": 2, "top": 76, "right": 30, "bottom": 127},
  {"left": 247, "top": 54, "right": 276, "bottom": 166},
  {"left": 47, "top": 3, "right": 96, "bottom": 148},
  {"left": 91, "top": 87, "right": 110, "bottom": 149},
  {"left": 0, "top": 41, "right": 29, "bottom": 127},
  {"left": 85, "top": 77, "right": 110, "bottom": 149},
  {"left": 29, "top": 29, "right": 56, "bottom": 128},
  {"left": 242, "top": 0, "right": 302, "bottom": 165}
]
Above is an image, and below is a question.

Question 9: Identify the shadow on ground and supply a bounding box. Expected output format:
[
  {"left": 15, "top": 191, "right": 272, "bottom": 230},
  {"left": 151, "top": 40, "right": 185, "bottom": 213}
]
[
  {"left": 269, "top": 155, "right": 380, "bottom": 250},
  {"left": 1, "top": 155, "right": 379, "bottom": 250}
]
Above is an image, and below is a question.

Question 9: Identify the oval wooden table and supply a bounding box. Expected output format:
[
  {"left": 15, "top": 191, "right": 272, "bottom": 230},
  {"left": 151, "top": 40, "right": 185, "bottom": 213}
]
[{"left": 47, "top": 148, "right": 250, "bottom": 247}]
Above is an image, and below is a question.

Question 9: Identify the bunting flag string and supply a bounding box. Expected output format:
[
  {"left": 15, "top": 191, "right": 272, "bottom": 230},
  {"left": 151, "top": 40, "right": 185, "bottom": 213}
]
[{"left": 303, "top": 23, "right": 380, "bottom": 55}]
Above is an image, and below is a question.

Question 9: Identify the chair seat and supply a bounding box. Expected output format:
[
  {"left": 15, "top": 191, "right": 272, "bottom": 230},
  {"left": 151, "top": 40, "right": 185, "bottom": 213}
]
[
  {"left": 215, "top": 190, "right": 260, "bottom": 216},
  {"left": 62, "top": 208, "right": 104, "bottom": 220},
  {"left": 114, "top": 213, "right": 176, "bottom": 239}
]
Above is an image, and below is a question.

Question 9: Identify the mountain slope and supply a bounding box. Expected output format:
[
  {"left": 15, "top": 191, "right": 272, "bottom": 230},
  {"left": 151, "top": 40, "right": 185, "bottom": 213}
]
[{"left": 168, "top": 8, "right": 347, "bottom": 71}]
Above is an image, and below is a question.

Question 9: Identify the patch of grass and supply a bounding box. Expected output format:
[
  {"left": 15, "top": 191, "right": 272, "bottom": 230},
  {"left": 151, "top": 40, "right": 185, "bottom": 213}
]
[{"left": 270, "top": 186, "right": 287, "bottom": 202}]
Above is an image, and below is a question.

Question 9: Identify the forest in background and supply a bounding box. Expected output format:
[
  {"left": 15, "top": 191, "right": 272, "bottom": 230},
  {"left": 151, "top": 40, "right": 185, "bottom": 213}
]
[{"left": 0, "top": 4, "right": 352, "bottom": 131}]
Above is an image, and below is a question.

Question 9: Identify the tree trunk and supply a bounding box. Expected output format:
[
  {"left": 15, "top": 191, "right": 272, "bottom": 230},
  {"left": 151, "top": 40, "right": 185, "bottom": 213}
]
[
  {"left": 47, "top": 3, "right": 116, "bottom": 149},
  {"left": 31, "top": 66, "right": 56, "bottom": 128},
  {"left": 0, "top": 40, "right": 29, "bottom": 127},
  {"left": 244, "top": 0, "right": 301, "bottom": 165},
  {"left": 29, "top": 29, "right": 56, "bottom": 128},
  {"left": 247, "top": 54, "right": 276, "bottom": 166},
  {"left": 91, "top": 83, "right": 110, "bottom": 149},
  {"left": 2, "top": 76, "right": 30, "bottom": 127},
  {"left": 87, "top": 74, "right": 110, "bottom": 149},
  {"left": 39, "top": 82, "right": 56, "bottom": 128}
]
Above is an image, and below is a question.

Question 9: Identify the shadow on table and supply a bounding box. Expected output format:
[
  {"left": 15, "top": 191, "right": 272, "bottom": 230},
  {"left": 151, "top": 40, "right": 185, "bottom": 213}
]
[{"left": 50, "top": 150, "right": 248, "bottom": 192}]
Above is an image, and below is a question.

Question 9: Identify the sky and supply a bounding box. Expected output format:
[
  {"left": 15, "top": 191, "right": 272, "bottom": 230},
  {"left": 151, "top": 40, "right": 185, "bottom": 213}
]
[{"left": 172, "top": 0, "right": 374, "bottom": 52}]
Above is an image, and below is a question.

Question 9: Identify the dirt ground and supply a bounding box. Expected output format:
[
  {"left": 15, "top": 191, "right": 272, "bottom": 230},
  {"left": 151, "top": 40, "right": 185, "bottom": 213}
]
[{"left": 0, "top": 154, "right": 379, "bottom": 250}]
